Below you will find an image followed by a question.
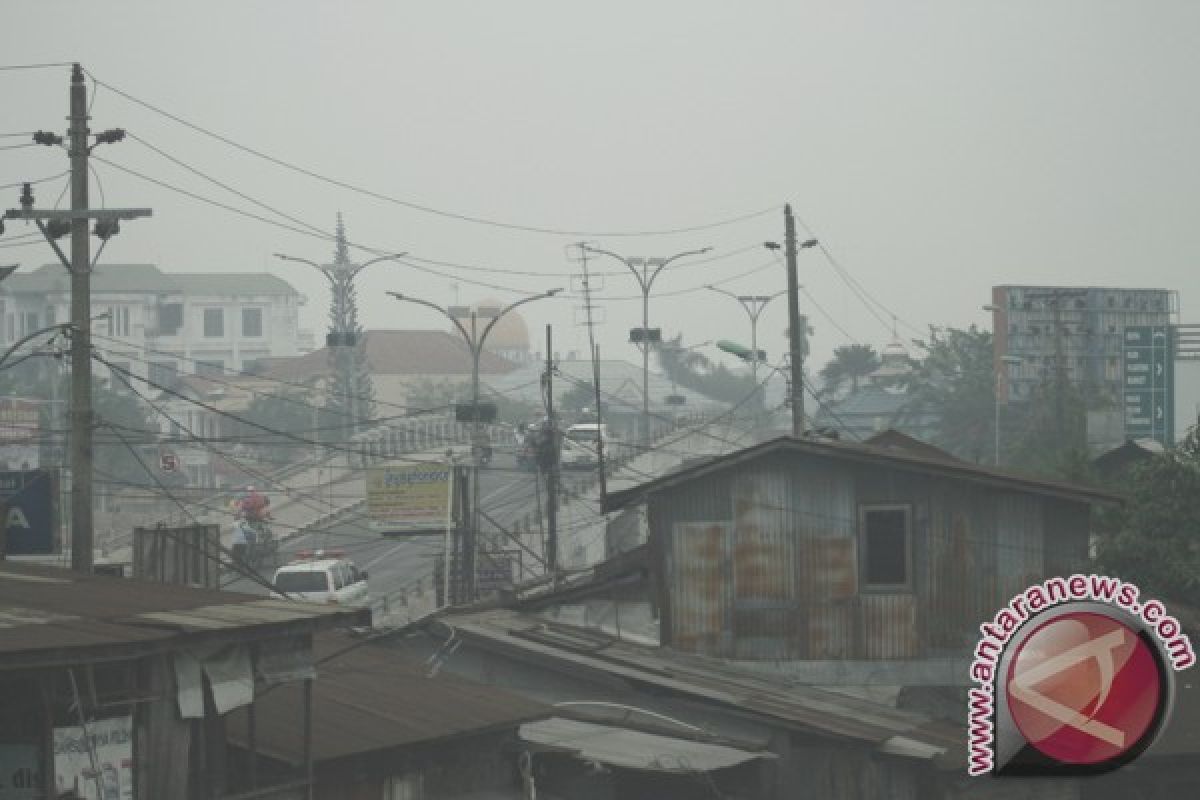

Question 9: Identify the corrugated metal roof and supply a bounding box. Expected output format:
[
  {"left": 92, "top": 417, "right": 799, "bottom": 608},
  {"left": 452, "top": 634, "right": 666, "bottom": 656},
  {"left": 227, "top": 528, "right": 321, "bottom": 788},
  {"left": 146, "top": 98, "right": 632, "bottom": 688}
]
[
  {"left": 603, "top": 435, "right": 1120, "bottom": 513},
  {"left": 0, "top": 563, "right": 367, "bottom": 665},
  {"left": 439, "top": 609, "right": 959, "bottom": 759},
  {"left": 520, "top": 717, "right": 769, "bottom": 772},
  {"left": 4, "top": 264, "right": 299, "bottom": 296},
  {"left": 227, "top": 632, "right": 547, "bottom": 764}
]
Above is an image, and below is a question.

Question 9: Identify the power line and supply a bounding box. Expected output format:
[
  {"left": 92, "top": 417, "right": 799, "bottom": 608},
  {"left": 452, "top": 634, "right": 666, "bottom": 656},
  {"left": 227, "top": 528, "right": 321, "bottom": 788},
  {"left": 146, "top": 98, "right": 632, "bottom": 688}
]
[
  {"left": 89, "top": 73, "right": 780, "bottom": 238},
  {"left": 0, "top": 63, "right": 74, "bottom": 71}
]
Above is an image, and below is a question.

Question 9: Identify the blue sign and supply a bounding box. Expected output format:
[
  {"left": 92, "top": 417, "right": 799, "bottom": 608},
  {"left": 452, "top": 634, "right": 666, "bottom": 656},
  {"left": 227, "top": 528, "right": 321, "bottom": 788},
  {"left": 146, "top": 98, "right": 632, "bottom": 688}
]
[
  {"left": 1123, "top": 326, "right": 1174, "bottom": 446},
  {"left": 0, "top": 470, "right": 57, "bottom": 555}
]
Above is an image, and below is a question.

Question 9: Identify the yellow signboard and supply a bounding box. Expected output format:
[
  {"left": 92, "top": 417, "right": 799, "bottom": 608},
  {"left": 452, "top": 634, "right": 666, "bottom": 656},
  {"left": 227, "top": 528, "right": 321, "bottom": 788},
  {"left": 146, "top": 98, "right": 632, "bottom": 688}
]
[{"left": 366, "top": 464, "right": 452, "bottom": 532}]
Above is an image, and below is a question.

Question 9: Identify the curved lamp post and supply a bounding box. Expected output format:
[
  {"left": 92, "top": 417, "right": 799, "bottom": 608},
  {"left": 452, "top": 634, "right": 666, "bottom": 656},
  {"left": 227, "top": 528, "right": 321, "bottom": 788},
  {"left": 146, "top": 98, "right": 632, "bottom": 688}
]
[
  {"left": 388, "top": 288, "right": 561, "bottom": 601},
  {"left": 581, "top": 246, "right": 710, "bottom": 440}
]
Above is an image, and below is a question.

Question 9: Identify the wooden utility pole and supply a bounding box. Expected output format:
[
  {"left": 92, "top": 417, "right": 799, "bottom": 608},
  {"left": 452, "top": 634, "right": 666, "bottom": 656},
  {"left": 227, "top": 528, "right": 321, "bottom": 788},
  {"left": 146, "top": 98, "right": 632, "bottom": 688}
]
[
  {"left": 784, "top": 204, "right": 805, "bottom": 436},
  {"left": 67, "top": 64, "right": 94, "bottom": 573},
  {"left": 3, "top": 64, "right": 150, "bottom": 572}
]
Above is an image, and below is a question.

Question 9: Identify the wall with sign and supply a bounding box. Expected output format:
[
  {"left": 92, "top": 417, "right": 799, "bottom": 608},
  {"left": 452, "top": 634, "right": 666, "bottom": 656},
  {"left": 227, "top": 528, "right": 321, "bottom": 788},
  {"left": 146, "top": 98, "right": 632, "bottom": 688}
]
[
  {"left": 0, "top": 470, "right": 57, "bottom": 555},
  {"left": 0, "top": 398, "right": 41, "bottom": 471},
  {"left": 366, "top": 464, "right": 452, "bottom": 532},
  {"left": 52, "top": 715, "right": 133, "bottom": 800}
]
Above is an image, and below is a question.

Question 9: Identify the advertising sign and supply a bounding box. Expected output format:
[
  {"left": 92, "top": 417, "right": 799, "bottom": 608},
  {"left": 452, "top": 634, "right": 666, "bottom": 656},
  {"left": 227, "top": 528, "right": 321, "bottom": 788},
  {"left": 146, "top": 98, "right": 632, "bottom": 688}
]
[
  {"left": 53, "top": 715, "right": 133, "bottom": 800},
  {"left": 366, "top": 464, "right": 452, "bottom": 532},
  {"left": 0, "top": 470, "right": 57, "bottom": 555},
  {"left": 0, "top": 398, "right": 41, "bottom": 470},
  {"left": 1123, "top": 325, "right": 1174, "bottom": 446}
]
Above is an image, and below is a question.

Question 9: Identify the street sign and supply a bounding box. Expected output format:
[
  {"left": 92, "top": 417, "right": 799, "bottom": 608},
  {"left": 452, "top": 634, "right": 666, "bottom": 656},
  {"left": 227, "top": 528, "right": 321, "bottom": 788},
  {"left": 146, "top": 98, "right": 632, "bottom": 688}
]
[
  {"left": 366, "top": 464, "right": 452, "bottom": 533},
  {"left": 1123, "top": 325, "right": 1174, "bottom": 446},
  {"left": 0, "top": 469, "right": 58, "bottom": 555}
]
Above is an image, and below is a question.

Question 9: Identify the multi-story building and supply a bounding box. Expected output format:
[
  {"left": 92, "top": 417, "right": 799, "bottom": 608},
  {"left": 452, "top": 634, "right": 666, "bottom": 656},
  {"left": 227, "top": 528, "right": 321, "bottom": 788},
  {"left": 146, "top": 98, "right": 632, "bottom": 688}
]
[
  {"left": 0, "top": 263, "right": 308, "bottom": 387},
  {"left": 989, "top": 284, "right": 1177, "bottom": 405}
]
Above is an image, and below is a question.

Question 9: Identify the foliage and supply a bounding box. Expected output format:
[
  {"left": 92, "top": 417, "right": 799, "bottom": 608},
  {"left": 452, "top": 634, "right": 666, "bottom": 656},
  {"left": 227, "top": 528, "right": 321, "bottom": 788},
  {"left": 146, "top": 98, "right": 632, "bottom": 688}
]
[
  {"left": 1002, "top": 376, "right": 1090, "bottom": 478},
  {"left": 236, "top": 392, "right": 318, "bottom": 460},
  {"left": 818, "top": 344, "right": 880, "bottom": 398},
  {"left": 324, "top": 216, "right": 376, "bottom": 430},
  {"left": 406, "top": 377, "right": 535, "bottom": 425},
  {"left": 902, "top": 325, "right": 996, "bottom": 462},
  {"left": 656, "top": 333, "right": 760, "bottom": 407},
  {"left": 560, "top": 380, "right": 605, "bottom": 416},
  {"left": 1095, "top": 428, "right": 1200, "bottom": 606}
]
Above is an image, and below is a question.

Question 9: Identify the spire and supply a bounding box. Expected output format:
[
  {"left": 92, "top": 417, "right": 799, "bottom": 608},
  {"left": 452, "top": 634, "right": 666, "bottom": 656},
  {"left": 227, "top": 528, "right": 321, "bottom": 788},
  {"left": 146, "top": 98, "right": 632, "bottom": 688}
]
[{"left": 334, "top": 212, "right": 349, "bottom": 266}]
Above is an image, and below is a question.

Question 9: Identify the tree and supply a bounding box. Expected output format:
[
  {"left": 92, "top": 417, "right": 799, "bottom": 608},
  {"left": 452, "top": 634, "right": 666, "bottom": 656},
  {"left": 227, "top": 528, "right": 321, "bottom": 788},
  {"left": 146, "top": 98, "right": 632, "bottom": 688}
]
[
  {"left": 1096, "top": 428, "right": 1200, "bottom": 605},
  {"left": 903, "top": 326, "right": 995, "bottom": 462},
  {"left": 1002, "top": 376, "right": 1090, "bottom": 478},
  {"left": 236, "top": 392, "right": 318, "bottom": 462},
  {"left": 561, "top": 380, "right": 604, "bottom": 416},
  {"left": 325, "top": 215, "right": 376, "bottom": 430},
  {"left": 656, "top": 333, "right": 759, "bottom": 407},
  {"left": 818, "top": 344, "right": 880, "bottom": 399}
]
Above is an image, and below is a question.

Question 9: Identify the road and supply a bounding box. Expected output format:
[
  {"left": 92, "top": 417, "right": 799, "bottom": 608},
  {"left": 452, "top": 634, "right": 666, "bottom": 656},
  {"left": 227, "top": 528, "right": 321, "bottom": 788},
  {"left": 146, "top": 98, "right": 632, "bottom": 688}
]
[{"left": 224, "top": 450, "right": 585, "bottom": 613}]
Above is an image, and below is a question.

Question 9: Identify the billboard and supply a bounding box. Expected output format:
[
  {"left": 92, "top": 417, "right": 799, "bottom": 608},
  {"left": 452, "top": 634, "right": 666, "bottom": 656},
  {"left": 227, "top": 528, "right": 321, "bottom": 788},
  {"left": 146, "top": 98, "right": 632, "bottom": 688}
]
[
  {"left": 366, "top": 464, "right": 452, "bottom": 532},
  {"left": 53, "top": 715, "right": 133, "bottom": 800},
  {"left": 0, "top": 398, "right": 41, "bottom": 470},
  {"left": 0, "top": 470, "right": 57, "bottom": 555},
  {"left": 1123, "top": 325, "right": 1174, "bottom": 446}
]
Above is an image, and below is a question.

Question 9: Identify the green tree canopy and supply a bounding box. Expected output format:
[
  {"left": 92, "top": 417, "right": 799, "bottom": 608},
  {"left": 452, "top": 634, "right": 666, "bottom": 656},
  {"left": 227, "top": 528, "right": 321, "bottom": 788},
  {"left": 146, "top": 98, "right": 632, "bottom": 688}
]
[
  {"left": 1096, "top": 429, "right": 1200, "bottom": 605},
  {"left": 903, "top": 326, "right": 995, "bottom": 462},
  {"left": 818, "top": 344, "right": 880, "bottom": 398}
]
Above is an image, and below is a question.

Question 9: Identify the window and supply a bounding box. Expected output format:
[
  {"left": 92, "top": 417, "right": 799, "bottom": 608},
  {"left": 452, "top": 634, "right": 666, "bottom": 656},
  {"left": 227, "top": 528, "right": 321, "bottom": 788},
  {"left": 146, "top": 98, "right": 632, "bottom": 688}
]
[
  {"left": 860, "top": 505, "right": 911, "bottom": 590},
  {"left": 383, "top": 774, "right": 423, "bottom": 800},
  {"left": 21, "top": 312, "right": 38, "bottom": 336},
  {"left": 45, "top": 306, "right": 56, "bottom": 326},
  {"left": 241, "top": 307, "right": 263, "bottom": 338},
  {"left": 195, "top": 360, "right": 224, "bottom": 377},
  {"left": 203, "top": 308, "right": 224, "bottom": 338},
  {"left": 157, "top": 303, "right": 183, "bottom": 335},
  {"left": 274, "top": 572, "right": 331, "bottom": 593}
]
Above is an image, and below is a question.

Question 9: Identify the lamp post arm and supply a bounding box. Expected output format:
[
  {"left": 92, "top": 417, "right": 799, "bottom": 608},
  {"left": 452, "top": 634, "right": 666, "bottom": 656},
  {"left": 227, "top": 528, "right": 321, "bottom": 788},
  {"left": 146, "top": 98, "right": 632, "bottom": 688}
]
[
  {"left": 386, "top": 291, "right": 474, "bottom": 348},
  {"left": 273, "top": 253, "right": 335, "bottom": 285},
  {"left": 647, "top": 247, "right": 710, "bottom": 292},
  {"left": 479, "top": 290, "right": 562, "bottom": 351},
  {"left": 582, "top": 246, "right": 643, "bottom": 292}
]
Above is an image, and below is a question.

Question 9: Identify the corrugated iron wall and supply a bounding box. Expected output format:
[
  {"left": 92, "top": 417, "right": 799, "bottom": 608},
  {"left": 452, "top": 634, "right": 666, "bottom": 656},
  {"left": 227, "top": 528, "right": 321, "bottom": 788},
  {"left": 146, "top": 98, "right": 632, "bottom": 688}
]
[{"left": 657, "top": 451, "right": 1092, "bottom": 661}]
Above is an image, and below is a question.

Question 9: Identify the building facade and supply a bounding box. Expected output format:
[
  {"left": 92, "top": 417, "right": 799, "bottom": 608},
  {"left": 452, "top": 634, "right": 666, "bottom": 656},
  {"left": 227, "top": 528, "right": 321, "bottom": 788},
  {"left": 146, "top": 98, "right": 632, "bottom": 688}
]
[
  {"left": 990, "top": 284, "right": 1177, "bottom": 405},
  {"left": 0, "top": 264, "right": 308, "bottom": 387}
]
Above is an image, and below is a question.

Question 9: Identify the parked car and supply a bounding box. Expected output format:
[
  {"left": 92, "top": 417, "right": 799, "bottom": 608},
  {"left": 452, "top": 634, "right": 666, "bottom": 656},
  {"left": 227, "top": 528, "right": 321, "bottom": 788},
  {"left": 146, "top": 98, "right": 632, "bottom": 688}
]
[
  {"left": 560, "top": 423, "right": 610, "bottom": 469},
  {"left": 272, "top": 550, "right": 370, "bottom": 607}
]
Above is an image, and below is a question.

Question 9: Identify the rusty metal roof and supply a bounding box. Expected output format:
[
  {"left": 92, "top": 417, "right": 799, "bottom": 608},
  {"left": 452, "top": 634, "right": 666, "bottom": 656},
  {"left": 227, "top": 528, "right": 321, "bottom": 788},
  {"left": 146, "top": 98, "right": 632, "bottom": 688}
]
[
  {"left": 603, "top": 435, "right": 1120, "bottom": 513},
  {"left": 435, "top": 609, "right": 961, "bottom": 763},
  {"left": 0, "top": 562, "right": 368, "bottom": 668},
  {"left": 228, "top": 632, "right": 548, "bottom": 764}
]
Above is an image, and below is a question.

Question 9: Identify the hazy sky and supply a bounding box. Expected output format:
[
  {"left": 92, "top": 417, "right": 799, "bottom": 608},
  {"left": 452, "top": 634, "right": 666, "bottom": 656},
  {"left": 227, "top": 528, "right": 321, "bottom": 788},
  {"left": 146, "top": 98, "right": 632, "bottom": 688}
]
[{"left": 3, "top": 1, "right": 1198, "bottom": 375}]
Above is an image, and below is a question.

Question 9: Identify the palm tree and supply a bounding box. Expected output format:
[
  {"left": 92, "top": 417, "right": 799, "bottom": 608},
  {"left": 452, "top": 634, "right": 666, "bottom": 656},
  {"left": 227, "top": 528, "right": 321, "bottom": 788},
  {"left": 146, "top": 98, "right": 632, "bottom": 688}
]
[{"left": 819, "top": 344, "right": 880, "bottom": 398}]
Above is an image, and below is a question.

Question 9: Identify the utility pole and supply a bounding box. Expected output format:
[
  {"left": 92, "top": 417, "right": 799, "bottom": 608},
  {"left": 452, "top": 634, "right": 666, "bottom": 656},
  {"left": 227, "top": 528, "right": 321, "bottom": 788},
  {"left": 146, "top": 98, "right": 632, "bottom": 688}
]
[
  {"left": 784, "top": 204, "right": 805, "bottom": 436},
  {"left": 2, "top": 64, "right": 150, "bottom": 573},
  {"left": 542, "top": 325, "right": 558, "bottom": 575}
]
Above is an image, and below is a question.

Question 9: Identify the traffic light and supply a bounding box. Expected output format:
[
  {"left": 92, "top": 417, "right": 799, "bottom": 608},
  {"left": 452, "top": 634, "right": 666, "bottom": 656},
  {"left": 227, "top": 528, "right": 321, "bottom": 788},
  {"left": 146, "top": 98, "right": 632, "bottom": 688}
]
[
  {"left": 455, "top": 402, "right": 497, "bottom": 423},
  {"left": 629, "top": 327, "right": 662, "bottom": 344}
]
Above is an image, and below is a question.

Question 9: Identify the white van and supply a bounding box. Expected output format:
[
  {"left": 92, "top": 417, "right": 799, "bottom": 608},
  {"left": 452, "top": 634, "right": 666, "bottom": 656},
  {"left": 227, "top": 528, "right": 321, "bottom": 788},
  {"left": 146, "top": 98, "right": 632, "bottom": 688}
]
[
  {"left": 272, "top": 550, "right": 370, "bottom": 607},
  {"left": 560, "top": 423, "right": 610, "bottom": 469}
]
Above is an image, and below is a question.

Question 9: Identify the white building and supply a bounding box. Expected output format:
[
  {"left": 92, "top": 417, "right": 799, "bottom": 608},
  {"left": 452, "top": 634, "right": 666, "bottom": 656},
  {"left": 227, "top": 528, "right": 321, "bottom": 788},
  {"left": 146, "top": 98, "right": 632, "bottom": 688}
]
[{"left": 0, "top": 263, "right": 309, "bottom": 387}]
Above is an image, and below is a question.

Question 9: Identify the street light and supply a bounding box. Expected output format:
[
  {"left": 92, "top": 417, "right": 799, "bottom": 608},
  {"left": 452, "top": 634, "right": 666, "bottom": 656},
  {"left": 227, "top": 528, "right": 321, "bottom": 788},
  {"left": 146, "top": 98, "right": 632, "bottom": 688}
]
[
  {"left": 274, "top": 250, "right": 406, "bottom": 434},
  {"left": 581, "top": 245, "right": 710, "bottom": 441},
  {"left": 388, "top": 287, "right": 561, "bottom": 602},
  {"left": 707, "top": 287, "right": 786, "bottom": 385}
]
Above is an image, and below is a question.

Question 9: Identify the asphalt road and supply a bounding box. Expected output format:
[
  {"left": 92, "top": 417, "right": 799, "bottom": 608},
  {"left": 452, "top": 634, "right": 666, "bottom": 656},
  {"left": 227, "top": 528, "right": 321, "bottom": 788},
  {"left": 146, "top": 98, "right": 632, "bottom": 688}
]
[{"left": 223, "top": 451, "right": 576, "bottom": 609}]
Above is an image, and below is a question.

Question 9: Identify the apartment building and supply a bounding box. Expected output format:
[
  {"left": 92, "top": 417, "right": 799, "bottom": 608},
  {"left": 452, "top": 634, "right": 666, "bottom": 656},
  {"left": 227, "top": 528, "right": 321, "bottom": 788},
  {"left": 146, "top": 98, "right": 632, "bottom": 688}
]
[
  {"left": 0, "top": 263, "right": 308, "bottom": 387},
  {"left": 989, "top": 284, "right": 1177, "bottom": 405}
]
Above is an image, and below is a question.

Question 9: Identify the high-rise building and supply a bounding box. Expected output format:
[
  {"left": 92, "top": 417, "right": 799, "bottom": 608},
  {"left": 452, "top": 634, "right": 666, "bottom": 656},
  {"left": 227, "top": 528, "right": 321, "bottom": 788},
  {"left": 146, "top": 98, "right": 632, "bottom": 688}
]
[{"left": 989, "top": 285, "right": 1177, "bottom": 406}]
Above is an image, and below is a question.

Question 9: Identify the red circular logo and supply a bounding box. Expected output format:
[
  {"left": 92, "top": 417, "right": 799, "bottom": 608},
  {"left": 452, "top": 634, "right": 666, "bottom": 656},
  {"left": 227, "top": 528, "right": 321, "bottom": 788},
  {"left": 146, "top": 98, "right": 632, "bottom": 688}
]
[{"left": 1006, "top": 611, "right": 1163, "bottom": 766}]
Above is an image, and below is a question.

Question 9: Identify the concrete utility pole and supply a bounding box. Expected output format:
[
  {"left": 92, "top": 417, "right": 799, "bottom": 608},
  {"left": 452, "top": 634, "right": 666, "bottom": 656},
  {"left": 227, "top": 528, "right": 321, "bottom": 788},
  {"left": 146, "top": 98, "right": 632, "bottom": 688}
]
[
  {"left": 388, "top": 289, "right": 560, "bottom": 601},
  {"left": 2, "top": 64, "right": 150, "bottom": 572},
  {"left": 543, "top": 324, "right": 558, "bottom": 575},
  {"left": 582, "top": 244, "right": 710, "bottom": 442}
]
